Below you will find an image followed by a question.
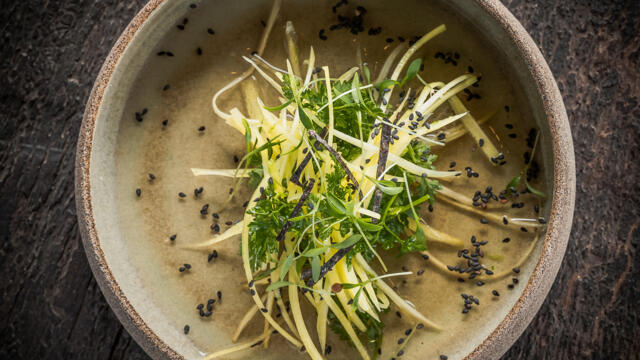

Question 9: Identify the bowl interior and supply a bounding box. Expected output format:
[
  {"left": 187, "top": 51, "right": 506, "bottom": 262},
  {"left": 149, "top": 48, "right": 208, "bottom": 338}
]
[{"left": 86, "top": 0, "right": 561, "bottom": 359}]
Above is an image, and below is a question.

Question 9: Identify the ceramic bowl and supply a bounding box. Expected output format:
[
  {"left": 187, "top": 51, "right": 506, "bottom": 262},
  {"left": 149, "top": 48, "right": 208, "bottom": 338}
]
[{"left": 76, "top": 0, "right": 575, "bottom": 359}]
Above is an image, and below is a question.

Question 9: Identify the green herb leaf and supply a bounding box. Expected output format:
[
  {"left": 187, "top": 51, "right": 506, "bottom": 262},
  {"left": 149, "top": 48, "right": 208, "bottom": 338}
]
[
  {"left": 362, "top": 64, "right": 371, "bottom": 84},
  {"left": 374, "top": 79, "right": 399, "bottom": 92},
  {"left": 303, "top": 246, "right": 329, "bottom": 257},
  {"left": 367, "top": 176, "right": 404, "bottom": 195},
  {"left": 356, "top": 218, "right": 383, "bottom": 231},
  {"left": 280, "top": 252, "right": 294, "bottom": 281},
  {"left": 525, "top": 178, "right": 546, "bottom": 198},
  {"left": 298, "top": 105, "right": 313, "bottom": 130},
  {"left": 415, "top": 226, "right": 426, "bottom": 246},
  {"left": 327, "top": 194, "right": 347, "bottom": 215},
  {"left": 241, "top": 118, "right": 252, "bottom": 153},
  {"left": 332, "top": 234, "right": 362, "bottom": 249},
  {"left": 266, "top": 280, "right": 293, "bottom": 292},
  {"left": 505, "top": 174, "right": 521, "bottom": 196},
  {"left": 352, "top": 287, "right": 363, "bottom": 310},
  {"left": 340, "top": 283, "right": 360, "bottom": 289},
  {"left": 400, "top": 58, "right": 422, "bottom": 86},
  {"left": 311, "top": 256, "right": 321, "bottom": 282},
  {"left": 263, "top": 98, "right": 294, "bottom": 111}
]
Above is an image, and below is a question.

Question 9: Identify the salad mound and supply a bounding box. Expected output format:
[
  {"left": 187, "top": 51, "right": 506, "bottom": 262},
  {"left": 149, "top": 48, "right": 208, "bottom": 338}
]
[{"left": 186, "top": 1, "right": 545, "bottom": 358}]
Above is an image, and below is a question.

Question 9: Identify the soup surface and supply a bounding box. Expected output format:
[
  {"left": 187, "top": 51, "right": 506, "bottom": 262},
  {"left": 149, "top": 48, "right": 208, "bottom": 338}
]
[{"left": 113, "top": 0, "right": 547, "bottom": 358}]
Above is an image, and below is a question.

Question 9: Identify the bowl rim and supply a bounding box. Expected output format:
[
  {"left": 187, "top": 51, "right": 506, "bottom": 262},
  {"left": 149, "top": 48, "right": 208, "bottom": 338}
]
[{"left": 75, "top": 0, "right": 575, "bottom": 359}]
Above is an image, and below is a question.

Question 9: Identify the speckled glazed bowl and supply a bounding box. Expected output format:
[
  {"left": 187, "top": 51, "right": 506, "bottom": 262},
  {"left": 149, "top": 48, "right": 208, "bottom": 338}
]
[{"left": 76, "top": 0, "right": 575, "bottom": 359}]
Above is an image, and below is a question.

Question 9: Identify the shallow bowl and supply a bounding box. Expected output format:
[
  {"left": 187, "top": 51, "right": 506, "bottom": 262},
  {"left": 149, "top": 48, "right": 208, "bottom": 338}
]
[{"left": 76, "top": 0, "right": 575, "bottom": 359}]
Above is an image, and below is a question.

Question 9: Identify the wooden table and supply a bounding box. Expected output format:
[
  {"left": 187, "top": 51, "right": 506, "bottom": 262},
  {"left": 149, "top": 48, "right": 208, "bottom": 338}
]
[{"left": 0, "top": 0, "right": 638, "bottom": 358}]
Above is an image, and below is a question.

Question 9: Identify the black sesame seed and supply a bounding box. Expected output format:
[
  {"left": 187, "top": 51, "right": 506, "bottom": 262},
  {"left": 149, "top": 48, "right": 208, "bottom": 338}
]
[
  {"left": 477, "top": 281, "right": 485, "bottom": 286},
  {"left": 416, "top": 323, "right": 424, "bottom": 329},
  {"left": 325, "top": 345, "right": 332, "bottom": 355},
  {"left": 534, "top": 204, "right": 540, "bottom": 213},
  {"left": 386, "top": 37, "right": 394, "bottom": 43},
  {"left": 492, "top": 290, "right": 500, "bottom": 296},
  {"left": 513, "top": 267, "right": 520, "bottom": 274},
  {"left": 422, "top": 254, "right": 430, "bottom": 260},
  {"left": 178, "top": 192, "right": 186, "bottom": 198},
  {"left": 479, "top": 138, "right": 485, "bottom": 147},
  {"left": 417, "top": 269, "right": 425, "bottom": 275},
  {"left": 184, "top": 263, "right": 191, "bottom": 269},
  {"left": 508, "top": 133, "right": 517, "bottom": 138},
  {"left": 197, "top": 303, "right": 204, "bottom": 310},
  {"left": 170, "top": 234, "right": 177, "bottom": 241},
  {"left": 217, "top": 290, "right": 222, "bottom": 300},
  {"left": 197, "top": 47, "right": 202, "bottom": 55},
  {"left": 198, "top": 126, "right": 205, "bottom": 131},
  {"left": 398, "top": 338, "right": 404, "bottom": 344},
  {"left": 177, "top": 25, "right": 185, "bottom": 30},
  {"left": 396, "top": 311, "right": 402, "bottom": 318},
  {"left": 503, "top": 216, "right": 509, "bottom": 225},
  {"left": 440, "top": 355, "right": 448, "bottom": 360},
  {"left": 162, "top": 119, "right": 168, "bottom": 126},
  {"left": 207, "top": 28, "right": 215, "bottom": 35},
  {"left": 480, "top": 218, "right": 488, "bottom": 224},
  {"left": 397, "top": 350, "right": 404, "bottom": 356},
  {"left": 513, "top": 278, "right": 519, "bottom": 284},
  {"left": 136, "top": 188, "right": 141, "bottom": 197},
  {"left": 163, "top": 84, "right": 170, "bottom": 91},
  {"left": 211, "top": 223, "right": 220, "bottom": 232},
  {"left": 179, "top": 267, "right": 185, "bottom": 272},
  {"left": 508, "top": 284, "right": 514, "bottom": 289},
  {"left": 538, "top": 217, "right": 547, "bottom": 224},
  {"left": 405, "top": 328, "right": 412, "bottom": 336},
  {"left": 521, "top": 227, "right": 528, "bottom": 232},
  {"left": 184, "top": 324, "right": 190, "bottom": 334},
  {"left": 166, "top": 51, "right": 174, "bottom": 57}
]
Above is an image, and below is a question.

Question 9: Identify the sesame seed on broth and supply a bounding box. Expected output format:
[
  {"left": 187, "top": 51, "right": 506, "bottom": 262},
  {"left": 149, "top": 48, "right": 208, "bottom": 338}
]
[{"left": 113, "top": 0, "right": 548, "bottom": 358}]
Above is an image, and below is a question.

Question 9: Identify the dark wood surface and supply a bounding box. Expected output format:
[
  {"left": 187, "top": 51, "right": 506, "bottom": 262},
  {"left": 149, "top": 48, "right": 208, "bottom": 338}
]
[{"left": 0, "top": 0, "right": 638, "bottom": 359}]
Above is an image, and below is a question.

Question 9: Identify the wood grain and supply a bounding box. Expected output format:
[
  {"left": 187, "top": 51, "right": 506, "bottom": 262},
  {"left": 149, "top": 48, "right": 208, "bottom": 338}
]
[{"left": 0, "top": 0, "right": 638, "bottom": 359}]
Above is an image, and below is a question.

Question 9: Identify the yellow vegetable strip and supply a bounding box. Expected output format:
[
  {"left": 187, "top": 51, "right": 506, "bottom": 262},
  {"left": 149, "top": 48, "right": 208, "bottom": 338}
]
[
  {"left": 321, "top": 293, "right": 371, "bottom": 360},
  {"left": 449, "top": 95, "right": 501, "bottom": 163},
  {"left": 288, "top": 266, "right": 323, "bottom": 359},
  {"left": 179, "top": 221, "right": 243, "bottom": 250},
  {"left": 355, "top": 254, "right": 442, "bottom": 330},
  {"left": 190, "top": 168, "right": 253, "bottom": 177},
  {"left": 204, "top": 333, "right": 270, "bottom": 359},
  {"left": 232, "top": 294, "right": 268, "bottom": 342},
  {"left": 241, "top": 177, "right": 302, "bottom": 348}
]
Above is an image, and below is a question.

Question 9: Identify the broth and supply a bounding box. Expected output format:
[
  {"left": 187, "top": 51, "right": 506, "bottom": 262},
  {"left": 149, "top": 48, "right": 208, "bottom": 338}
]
[{"left": 113, "top": 0, "right": 546, "bottom": 358}]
